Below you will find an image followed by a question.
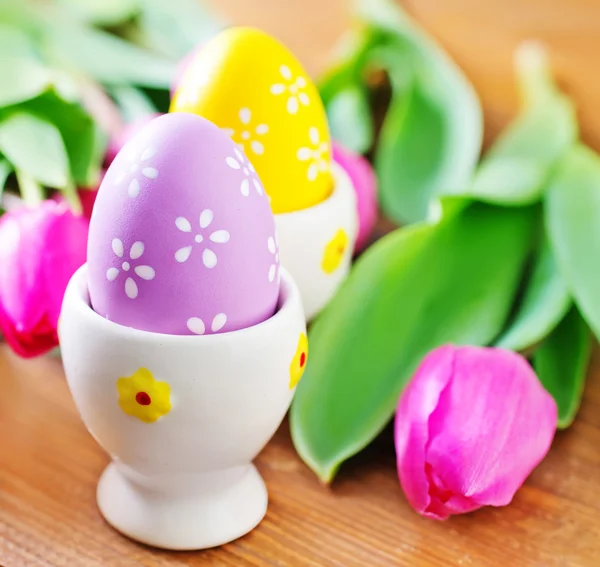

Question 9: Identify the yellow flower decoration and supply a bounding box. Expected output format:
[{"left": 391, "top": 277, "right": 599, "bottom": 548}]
[
  {"left": 322, "top": 229, "right": 348, "bottom": 274},
  {"left": 117, "top": 368, "right": 171, "bottom": 423},
  {"left": 289, "top": 333, "right": 308, "bottom": 389}
]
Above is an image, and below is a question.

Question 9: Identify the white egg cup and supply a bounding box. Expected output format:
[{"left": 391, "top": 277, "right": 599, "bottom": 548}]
[
  {"left": 275, "top": 162, "right": 358, "bottom": 321},
  {"left": 59, "top": 265, "right": 306, "bottom": 550}
]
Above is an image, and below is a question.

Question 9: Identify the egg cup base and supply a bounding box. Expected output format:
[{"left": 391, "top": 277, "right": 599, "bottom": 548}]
[
  {"left": 97, "top": 462, "right": 267, "bottom": 550},
  {"left": 274, "top": 162, "right": 358, "bottom": 321}
]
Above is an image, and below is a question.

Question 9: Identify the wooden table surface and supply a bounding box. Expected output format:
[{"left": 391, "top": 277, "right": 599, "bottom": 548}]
[{"left": 3, "top": 1, "right": 600, "bottom": 565}]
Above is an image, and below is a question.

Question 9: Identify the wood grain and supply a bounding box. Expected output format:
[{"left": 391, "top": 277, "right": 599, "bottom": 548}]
[
  {"left": 2, "top": 344, "right": 600, "bottom": 566},
  {"left": 2, "top": 0, "right": 600, "bottom": 565}
]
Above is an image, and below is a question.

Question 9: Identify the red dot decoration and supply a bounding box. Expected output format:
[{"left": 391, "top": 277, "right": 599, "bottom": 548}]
[{"left": 136, "top": 391, "right": 152, "bottom": 406}]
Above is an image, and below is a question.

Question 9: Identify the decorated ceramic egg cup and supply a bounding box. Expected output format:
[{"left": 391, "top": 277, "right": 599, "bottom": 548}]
[
  {"left": 275, "top": 161, "right": 358, "bottom": 320},
  {"left": 59, "top": 113, "right": 308, "bottom": 550},
  {"left": 60, "top": 265, "right": 306, "bottom": 550}
]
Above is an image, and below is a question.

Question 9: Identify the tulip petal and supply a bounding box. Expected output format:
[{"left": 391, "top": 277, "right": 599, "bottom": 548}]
[
  {"left": 396, "top": 345, "right": 557, "bottom": 520},
  {"left": 395, "top": 345, "right": 455, "bottom": 516},
  {"left": 426, "top": 347, "right": 556, "bottom": 513},
  {"left": 421, "top": 464, "right": 481, "bottom": 519},
  {"left": 0, "top": 200, "right": 88, "bottom": 357},
  {"left": 332, "top": 142, "right": 378, "bottom": 253}
]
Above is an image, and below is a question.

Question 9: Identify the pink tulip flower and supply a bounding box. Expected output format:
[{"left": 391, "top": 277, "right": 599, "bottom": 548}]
[
  {"left": 395, "top": 345, "right": 557, "bottom": 520},
  {"left": 0, "top": 201, "right": 89, "bottom": 358},
  {"left": 332, "top": 142, "right": 378, "bottom": 253}
]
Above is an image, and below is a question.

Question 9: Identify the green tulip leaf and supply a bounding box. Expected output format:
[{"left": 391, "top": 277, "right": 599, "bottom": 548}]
[
  {"left": 468, "top": 43, "right": 577, "bottom": 205},
  {"left": 326, "top": 84, "right": 374, "bottom": 154},
  {"left": 0, "top": 112, "right": 70, "bottom": 189},
  {"left": 291, "top": 202, "right": 535, "bottom": 482},
  {"left": 546, "top": 144, "right": 600, "bottom": 340},
  {"left": 56, "top": 0, "right": 141, "bottom": 26},
  {"left": 0, "top": 25, "right": 51, "bottom": 107},
  {"left": 534, "top": 306, "right": 592, "bottom": 429},
  {"left": 108, "top": 85, "right": 157, "bottom": 123},
  {"left": 19, "top": 91, "right": 106, "bottom": 187},
  {"left": 318, "top": 28, "right": 381, "bottom": 154},
  {"left": 376, "top": 60, "right": 445, "bottom": 224},
  {"left": 46, "top": 21, "right": 175, "bottom": 88},
  {"left": 496, "top": 234, "right": 571, "bottom": 351},
  {"left": 359, "top": 0, "right": 482, "bottom": 224},
  {"left": 138, "top": 0, "right": 222, "bottom": 60},
  {"left": 319, "top": 27, "right": 378, "bottom": 103}
]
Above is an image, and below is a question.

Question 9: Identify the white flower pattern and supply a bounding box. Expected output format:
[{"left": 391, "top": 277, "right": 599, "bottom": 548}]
[
  {"left": 175, "top": 209, "right": 230, "bottom": 268},
  {"left": 187, "top": 313, "right": 228, "bottom": 335},
  {"left": 297, "top": 127, "right": 330, "bottom": 181},
  {"left": 106, "top": 239, "right": 156, "bottom": 299},
  {"left": 225, "top": 148, "right": 264, "bottom": 197},
  {"left": 270, "top": 65, "right": 310, "bottom": 114},
  {"left": 223, "top": 108, "right": 268, "bottom": 156},
  {"left": 114, "top": 146, "right": 159, "bottom": 199},
  {"left": 267, "top": 235, "right": 280, "bottom": 283}
]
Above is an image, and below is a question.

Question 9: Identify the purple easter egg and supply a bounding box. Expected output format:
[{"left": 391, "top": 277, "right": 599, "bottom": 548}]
[{"left": 87, "top": 113, "right": 281, "bottom": 335}]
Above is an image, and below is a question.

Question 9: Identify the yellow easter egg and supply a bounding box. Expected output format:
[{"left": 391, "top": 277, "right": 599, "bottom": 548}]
[{"left": 170, "top": 27, "right": 333, "bottom": 214}]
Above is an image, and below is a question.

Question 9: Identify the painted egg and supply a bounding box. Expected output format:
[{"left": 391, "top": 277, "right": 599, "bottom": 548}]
[
  {"left": 87, "top": 113, "right": 281, "bottom": 335},
  {"left": 170, "top": 27, "right": 333, "bottom": 215}
]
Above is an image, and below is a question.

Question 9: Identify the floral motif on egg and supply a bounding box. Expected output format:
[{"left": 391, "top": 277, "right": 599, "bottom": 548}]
[
  {"left": 322, "top": 229, "right": 348, "bottom": 274},
  {"left": 297, "top": 127, "right": 330, "bottom": 182},
  {"left": 267, "top": 235, "right": 280, "bottom": 283},
  {"left": 117, "top": 368, "right": 171, "bottom": 423},
  {"left": 114, "top": 146, "right": 159, "bottom": 199},
  {"left": 223, "top": 108, "right": 269, "bottom": 156},
  {"left": 225, "top": 148, "right": 264, "bottom": 197},
  {"left": 174, "top": 209, "right": 230, "bottom": 268},
  {"left": 106, "top": 239, "right": 155, "bottom": 299},
  {"left": 270, "top": 65, "right": 310, "bottom": 115},
  {"left": 186, "top": 313, "right": 228, "bottom": 335},
  {"left": 289, "top": 333, "right": 308, "bottom": 389}
]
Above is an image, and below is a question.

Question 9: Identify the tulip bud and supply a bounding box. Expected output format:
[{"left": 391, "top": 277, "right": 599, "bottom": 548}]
[
  {"left": 395, "top": 345, "right": 557, "bottom": 520},
  {"left": 332, "top": 142, "right": 378, "bottom": 253},
  {"left": 0, "top": 201, "right": 89, "bottom": 357}
]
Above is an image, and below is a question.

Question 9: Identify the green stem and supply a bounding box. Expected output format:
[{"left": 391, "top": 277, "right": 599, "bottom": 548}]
[
  {"left": 61, "top": 178, "right": 83, "bottom": 216},
  {"left": 318, "top": 26, "right": 378, "bottom": 102},
  {"left": 515, "top": 41, "right": 555, "bottom": 108},
  {"left": 109, "top": 84, "right": 157, "bottom": 123},
  {"left": 16, "top": 168, "right": 44, "bottom": 206}
]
